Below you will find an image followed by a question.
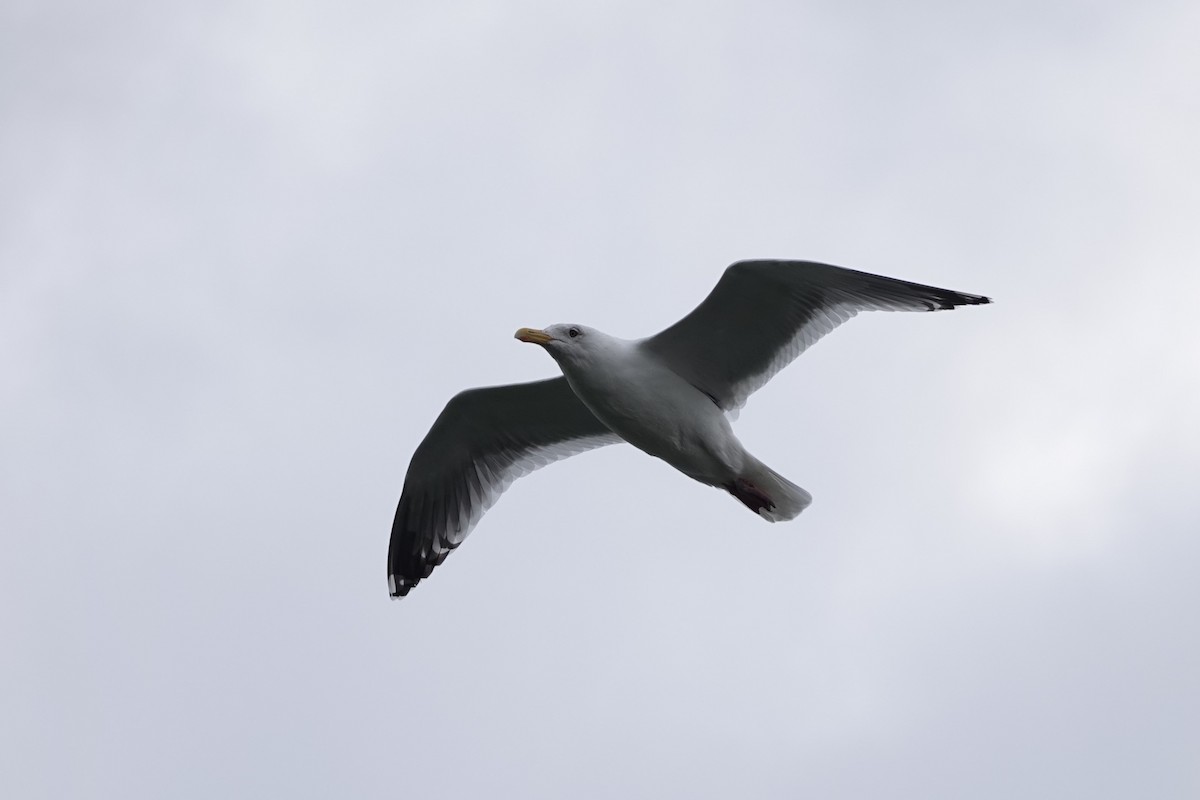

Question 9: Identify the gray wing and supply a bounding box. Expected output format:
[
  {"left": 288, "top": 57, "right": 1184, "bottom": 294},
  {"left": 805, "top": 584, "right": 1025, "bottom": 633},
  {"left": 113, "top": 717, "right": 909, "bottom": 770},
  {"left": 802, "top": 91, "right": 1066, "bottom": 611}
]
[
  {"left": 641, "top": 260, "right": 991, "bottom": 411},
  {"left": 388, "top": 377, "right": 621, "bottom": 597}
]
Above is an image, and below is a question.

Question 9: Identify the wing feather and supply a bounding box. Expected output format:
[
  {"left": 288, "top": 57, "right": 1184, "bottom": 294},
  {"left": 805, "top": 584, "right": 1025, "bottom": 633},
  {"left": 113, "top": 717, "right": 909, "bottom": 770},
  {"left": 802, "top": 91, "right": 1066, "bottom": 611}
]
[
  {"left": 388, "top": 377, "right": 621, "bottom": 597},
  {"left": 641, "top": 260, "right": 990, "bottom": 411}
]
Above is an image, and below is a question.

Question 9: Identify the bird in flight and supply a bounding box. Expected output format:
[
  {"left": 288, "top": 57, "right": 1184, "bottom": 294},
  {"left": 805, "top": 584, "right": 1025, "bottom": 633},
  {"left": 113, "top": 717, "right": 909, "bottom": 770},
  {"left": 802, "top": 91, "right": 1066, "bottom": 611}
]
[{"left": 388, "top": 260, "right": 990, "bottom": 597}]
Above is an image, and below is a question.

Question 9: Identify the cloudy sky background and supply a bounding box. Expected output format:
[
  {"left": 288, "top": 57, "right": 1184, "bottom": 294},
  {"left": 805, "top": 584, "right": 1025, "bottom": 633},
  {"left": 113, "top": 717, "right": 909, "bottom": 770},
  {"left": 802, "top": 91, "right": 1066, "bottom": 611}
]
[{"left": 3, "top": 1, "right": 1199, "bottom": 797}]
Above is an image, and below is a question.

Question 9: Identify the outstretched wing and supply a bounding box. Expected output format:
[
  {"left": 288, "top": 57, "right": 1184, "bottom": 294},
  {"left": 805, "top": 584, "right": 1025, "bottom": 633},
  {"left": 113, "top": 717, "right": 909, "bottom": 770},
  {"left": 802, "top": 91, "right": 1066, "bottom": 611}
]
[
  {"left": 640, "top": 260, "right": 991, "bottom": 411},
  {"left": 388, "top": 377, "right": 621, "bottom": 597}
]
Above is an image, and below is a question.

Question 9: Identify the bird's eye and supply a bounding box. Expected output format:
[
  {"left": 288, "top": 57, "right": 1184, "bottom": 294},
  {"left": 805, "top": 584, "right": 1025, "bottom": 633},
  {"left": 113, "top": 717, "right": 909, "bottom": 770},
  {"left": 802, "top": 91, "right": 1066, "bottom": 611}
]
[{"left": 568, "top": 327, "right": 580, "bottom": 338}]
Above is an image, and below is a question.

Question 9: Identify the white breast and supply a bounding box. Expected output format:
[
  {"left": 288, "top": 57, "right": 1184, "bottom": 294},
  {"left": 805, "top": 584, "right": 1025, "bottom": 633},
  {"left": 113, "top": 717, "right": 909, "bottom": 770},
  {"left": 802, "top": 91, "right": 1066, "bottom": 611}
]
[{"left": 560, "top": 339, "right": 746, "bottom": 485}]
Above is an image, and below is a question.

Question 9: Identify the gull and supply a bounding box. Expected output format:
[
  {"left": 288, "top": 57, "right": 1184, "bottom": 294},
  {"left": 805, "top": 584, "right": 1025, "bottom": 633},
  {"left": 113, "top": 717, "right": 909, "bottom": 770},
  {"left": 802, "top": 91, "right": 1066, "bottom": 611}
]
[{"left": 388, "top": 260, "right": 990, "bottom": 597}]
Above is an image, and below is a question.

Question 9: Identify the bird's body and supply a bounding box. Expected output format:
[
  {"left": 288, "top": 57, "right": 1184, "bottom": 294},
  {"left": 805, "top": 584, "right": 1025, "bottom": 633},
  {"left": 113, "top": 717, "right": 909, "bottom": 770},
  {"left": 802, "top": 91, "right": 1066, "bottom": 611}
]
[
  {"left": 555, "top": 332, "right": 742, "bottom": 488},
  {"left": 388, "top": 260, "right": 991, "bottom": 597}
]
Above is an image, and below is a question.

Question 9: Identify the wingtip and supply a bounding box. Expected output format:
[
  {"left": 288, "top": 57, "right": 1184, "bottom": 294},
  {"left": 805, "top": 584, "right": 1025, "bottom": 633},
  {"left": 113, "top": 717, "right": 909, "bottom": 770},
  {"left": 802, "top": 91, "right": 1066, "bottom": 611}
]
[
  {"left": 940, "top": 291, "right": 992, "bottom": 309},
  {"left": 391, "top": 575, "right": 420, "bottom": 599}
]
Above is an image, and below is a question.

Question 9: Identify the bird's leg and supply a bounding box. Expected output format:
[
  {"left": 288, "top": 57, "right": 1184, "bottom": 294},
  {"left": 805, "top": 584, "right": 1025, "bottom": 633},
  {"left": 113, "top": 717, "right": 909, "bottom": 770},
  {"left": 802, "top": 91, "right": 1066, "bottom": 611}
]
[{"left": 725, "top": 478, "right": 776, "bottom": 515}]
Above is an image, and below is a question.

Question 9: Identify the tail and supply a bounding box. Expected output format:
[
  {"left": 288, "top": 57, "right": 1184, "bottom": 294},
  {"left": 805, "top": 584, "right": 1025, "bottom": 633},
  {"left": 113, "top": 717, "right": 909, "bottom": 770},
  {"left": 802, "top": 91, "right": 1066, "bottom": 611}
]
[{"left": 726, "top": 458, "right": 812, "bottom": 522}]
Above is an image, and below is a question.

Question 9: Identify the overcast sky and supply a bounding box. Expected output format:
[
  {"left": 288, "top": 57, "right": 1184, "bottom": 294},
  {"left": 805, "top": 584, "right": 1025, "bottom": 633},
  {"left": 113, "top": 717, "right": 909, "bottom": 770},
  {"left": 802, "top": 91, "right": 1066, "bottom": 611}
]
[{"left": 3, "top": 1, "right": 1199, "bottom": 797}]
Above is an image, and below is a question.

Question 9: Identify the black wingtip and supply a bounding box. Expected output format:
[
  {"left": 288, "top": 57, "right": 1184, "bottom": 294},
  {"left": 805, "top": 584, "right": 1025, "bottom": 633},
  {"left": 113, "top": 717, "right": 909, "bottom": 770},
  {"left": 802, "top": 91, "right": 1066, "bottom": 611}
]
[
  {"left": 937, "top": 291, "right": 992, "bottom": 310},
  {"left": 389, "top": 572, "right": 417, "bottom": 599}
]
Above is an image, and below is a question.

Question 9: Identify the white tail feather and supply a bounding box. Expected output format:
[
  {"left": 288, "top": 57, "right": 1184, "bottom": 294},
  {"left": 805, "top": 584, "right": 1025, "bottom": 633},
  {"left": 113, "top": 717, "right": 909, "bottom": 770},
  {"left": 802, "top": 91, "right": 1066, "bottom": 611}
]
[{"left": 739, "top": 458, "right": 812, "bottom": 521}]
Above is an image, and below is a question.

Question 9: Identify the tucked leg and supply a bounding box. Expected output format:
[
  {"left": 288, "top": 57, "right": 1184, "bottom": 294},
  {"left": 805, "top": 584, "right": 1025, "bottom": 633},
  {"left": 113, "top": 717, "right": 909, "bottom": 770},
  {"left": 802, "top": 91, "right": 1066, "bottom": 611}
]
[{"left": 726, "top": 477, "right": 777, "bottom": 515}]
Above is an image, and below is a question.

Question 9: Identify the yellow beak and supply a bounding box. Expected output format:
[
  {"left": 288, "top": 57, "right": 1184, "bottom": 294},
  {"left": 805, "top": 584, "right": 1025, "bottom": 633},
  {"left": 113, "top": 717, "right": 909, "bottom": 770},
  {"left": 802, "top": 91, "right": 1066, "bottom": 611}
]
[{"left": 514, "top": 327, "right": 554, "bottom": 345}]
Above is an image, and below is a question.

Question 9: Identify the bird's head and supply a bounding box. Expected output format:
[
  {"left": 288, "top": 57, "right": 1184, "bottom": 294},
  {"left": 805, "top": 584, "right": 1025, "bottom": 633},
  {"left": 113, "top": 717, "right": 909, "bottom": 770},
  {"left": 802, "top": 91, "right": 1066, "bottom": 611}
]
[{"left": 514, "top": 323, "right": 605, "bottom": 367}]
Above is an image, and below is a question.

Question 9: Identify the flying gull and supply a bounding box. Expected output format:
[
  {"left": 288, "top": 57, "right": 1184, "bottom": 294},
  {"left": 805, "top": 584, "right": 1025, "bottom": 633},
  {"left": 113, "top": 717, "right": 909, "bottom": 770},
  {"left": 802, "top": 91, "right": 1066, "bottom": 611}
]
[{"left": 388, "top": 260, "right": 990, "bottom": 597}]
